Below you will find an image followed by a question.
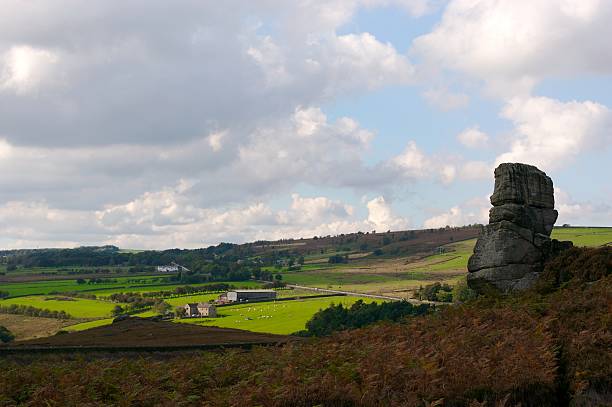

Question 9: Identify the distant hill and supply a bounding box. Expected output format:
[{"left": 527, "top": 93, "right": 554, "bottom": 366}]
[{"left": 1, "top": 225, "right": 483, "bottom": 269}]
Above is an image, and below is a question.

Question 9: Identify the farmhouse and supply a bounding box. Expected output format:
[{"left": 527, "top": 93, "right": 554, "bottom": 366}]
[
  {"left": 184, "top": 302, "right": 217, "bottom": 318},
  {"left": 221, "top": 289, "right": 277, "bottom": 303},
  {"left": 157, "top": 262, "right": 190, "bottom": 272}
]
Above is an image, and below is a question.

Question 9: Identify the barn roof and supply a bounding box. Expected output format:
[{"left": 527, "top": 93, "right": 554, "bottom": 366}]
[
  {"left": 230, "top": 289, "right": 276, "bottom": 293},
  {"left": 197, "top": 302, "right": 215, "bottom": 308}
]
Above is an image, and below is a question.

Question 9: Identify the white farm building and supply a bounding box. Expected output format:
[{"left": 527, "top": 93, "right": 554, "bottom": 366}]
[
  {"left": 156, "top": 262, "right": 190, "bottom": 272},
  {"left": 221, "top": 289, "right": 277, "bottom": 303}
]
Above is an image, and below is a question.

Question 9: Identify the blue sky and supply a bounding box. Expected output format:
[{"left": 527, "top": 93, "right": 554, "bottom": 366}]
[{"left": 0, "top": 1, "right": 610, "bottom": 249}]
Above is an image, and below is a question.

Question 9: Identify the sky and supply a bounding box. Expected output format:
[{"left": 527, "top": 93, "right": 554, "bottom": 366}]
[{"left": 0, "top": 0, "right": 611, "bottom": 249}]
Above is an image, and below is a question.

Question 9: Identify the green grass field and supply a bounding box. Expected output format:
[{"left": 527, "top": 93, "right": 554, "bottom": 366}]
[
  {"left": 0, "top": 275, "right": 175, "bottom": 297},
  {"left": 3, "top": 227, "right": 609, "bottom": 337},
  {"left": 64, "top": 318, "right": 115, "bottom": 331},
  {"left": 408, "top": 239, "right": 475, "bottom": 273},
  {"left": 179, "top": 296, "right": 373, "bottom": 334},
  {"left": 0, "top": 277, "right": 262, "bottom": 298},
  {"left": 281, "top": 271, "right": 397, "bottom": 287},
  {"left": 164, "top": 293, "right": 220, "bottom": 307},
  {"left": 0, "top": 296, "right": 121, "bottom": 318},
  {"left": 551, "top": 227, "right": 612, "bottom": 247},
  {"left": 91, "top": 280, "right": 263, "bottom": 297},
  {"left": 0, "top": 265, "right": 130, "bottom": 276}
]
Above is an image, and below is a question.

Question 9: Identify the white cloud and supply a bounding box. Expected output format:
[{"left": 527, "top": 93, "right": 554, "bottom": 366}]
[
  {"left": 439, "top": 164, "right": 457, "bottom": 184},
  {"left": 457, "top": 126, "right": 488, "bottom": 148},
  {"left": 207, "top": 130, "right": 227, "bottom": 152},
  {"left": 328, "top": 33, "right": 415, "bottom": 93},
  {"left": 0, "top": 1, "right": 415, "bottom": 148},
  {"left": 459, "top": 161, "right": 491, "bottom": 180},
  {"left": 423, "top": 196, "right": 489, "bottom": 228},
  {"left": 391, "top": 141, "right": 429, "bottom": 178},
  {"left": 413, "top": 0, "right": 612, "bottom": 96},
  {"left": 390, "top": 141, "right": 459, "bottom": 184},
  {"left": 554, "top": 187, "right": 612, "bottom": 227},
  {"left": 495, "top": 96, "right": 612, "bottom": 171},
  {"left": 0, "top": 45, "right": 59, "bottom": 94},
  {"left": 366, "top": 196, "right": 409, "bottom": 231},
  {"left": 0, "top": 186, "right": 411, "bottom": 249}
]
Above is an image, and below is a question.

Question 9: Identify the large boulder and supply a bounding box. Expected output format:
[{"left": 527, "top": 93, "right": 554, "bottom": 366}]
[
  {"left": 490, "top": 163, "right": 555, "bottom": 208},
  {"left": 467, "top": 163, "right": 572, "bottom": 293}
]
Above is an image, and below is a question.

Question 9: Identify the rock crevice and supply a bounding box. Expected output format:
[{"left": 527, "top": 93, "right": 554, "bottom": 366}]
[{"left": 467, "top": 163, "right": 572, "bottom": 293}]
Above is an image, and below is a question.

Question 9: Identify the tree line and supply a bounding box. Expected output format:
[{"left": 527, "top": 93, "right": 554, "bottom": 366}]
[
  {"left": 0, "top": 304, "right": 72, "bottom": 319},
  {"left": 297, "top": 300, "right": 431, "bottom": 337}
]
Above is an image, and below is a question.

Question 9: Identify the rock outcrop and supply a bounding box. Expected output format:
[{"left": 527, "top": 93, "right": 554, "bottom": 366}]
[{"left": 467, "top": 163, "right": 572, "bottom": 293}]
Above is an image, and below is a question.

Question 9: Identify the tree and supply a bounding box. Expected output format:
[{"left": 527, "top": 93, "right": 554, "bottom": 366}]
[
  {"left": 297, "top": 256, "right": 305, "bottom": 265},
  {"left": 274, "top": 274, "right": 283, "bottom": 281},
  {"left": 111, "top": 305, "right": 124, "bottom": 317},
  {"left": 0, "top": 290, "right": 9, "bottom": 299},
  {"left": 452, "top": 277, "right": 478, "bottom": 303},
  {"left": 76, "top": 278, "right": 86, "bottom": 285},
  {"left": 175, "top": 306, "right": 186, "bottom": 319},
  {"left": 0, "top": 325, "right": 15, "bottom": 343},
  {"left": 153, "top": 301, "right": 171, "bottom": 315},
  {"left": 328, "top": 254, "right": 348, "bottom": 264}
]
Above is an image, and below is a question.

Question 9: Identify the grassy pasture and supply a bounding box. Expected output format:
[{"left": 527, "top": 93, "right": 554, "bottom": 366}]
[
  {"left": 0, "top": 277, "right": 261, "bottom": 298},
  {"left": 0, "top": 296, "right": 121, "bottom": 318},
  {"left": 1, "top": 265, "right": 130, "bottom": 276},
  {"left": 68, "top": 295, "right": 374, "bottom": 334},
  {"left": 551, "top": 227, "right": 612, "bottom": 247},
  {"left": 91, "top": 280, "right": 263, "bottom": 297},
  {"left": 0, "top": 275, "right": 172, "bottom": 297},
  {"left": 164, "top": 293, "right": 220, "bottom": 307},
  {"left": 179, "top": 295, "right": 373, "bottom": 335},
  {"left": 64, "top": 318, "right": 115, "bottom": 332},
  {"left": 0, "top": 314, "right": 77, "bottom": 340},
  {"left": 160, "top": 288, "right": 312, "bottom": 308}
]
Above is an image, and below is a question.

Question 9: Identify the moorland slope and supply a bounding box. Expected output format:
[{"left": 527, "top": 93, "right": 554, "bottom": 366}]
[{"left": 0, "top": 246, "right": 609, "bottom": 406}]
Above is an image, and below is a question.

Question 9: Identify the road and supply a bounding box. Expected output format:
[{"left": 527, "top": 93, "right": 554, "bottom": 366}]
[{"left": 286, "top": 284, "right": 441, "bottom": 305}]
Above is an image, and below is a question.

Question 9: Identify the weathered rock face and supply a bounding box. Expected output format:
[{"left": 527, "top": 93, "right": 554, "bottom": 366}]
[{"left": 467, "top": 163, "right": 572, "bottom": 293}]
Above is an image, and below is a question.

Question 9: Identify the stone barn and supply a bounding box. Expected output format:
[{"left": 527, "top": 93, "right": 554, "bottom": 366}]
[{"left": 184, "top": 302, "right": 217, "bottom": 318}]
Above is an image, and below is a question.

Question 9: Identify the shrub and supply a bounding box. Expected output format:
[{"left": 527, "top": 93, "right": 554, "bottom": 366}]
[
  {"left": 537, "top": 246, "right": 611, "bottom": 292},
  {"left": 111, "top": 305, "right": 124, "bottom": 317},
  {"left": 0, "top": 325, "right": 14, "bottom": 343},
  {"left": 453, "top": 277, "right": 478, "bottom": 303},
  {"left": 328, "top": 254, "right": 348, "bottom": 264},
  {"left": 0, "top": 305, "right": 71, "bottom": 319},
  {"left": 301, "top": 300, "right": 430, "bottom": 337},
  {"left": 415, "top": 282, "right": 453, "bottom": 302}
]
